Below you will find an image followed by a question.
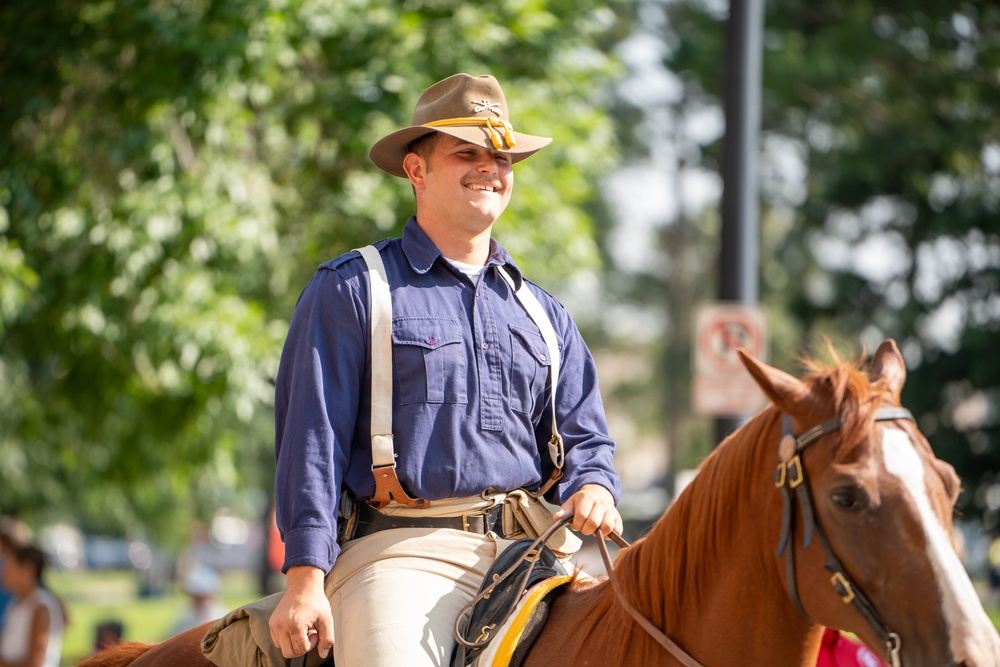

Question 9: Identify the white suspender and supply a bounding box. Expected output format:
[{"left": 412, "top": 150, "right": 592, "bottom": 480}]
[
  {"left": 355, "top": 245, "right": 565, "bottom": 506},
  {"left": 495, "top": 267, "right": 565, "bottom": 486},
  {"left": 356, "top": 246, "right": 394, "bottom": 469},
  {"left": 356, "top": 245, "right": 426, "bottom": 508}
]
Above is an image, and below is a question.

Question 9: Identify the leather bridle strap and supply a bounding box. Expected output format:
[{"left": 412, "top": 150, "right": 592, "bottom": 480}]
[
  {"left": 774, "top": 406, "right": 914, "bottom": 667},
  {"left": 596, "top": 531, "right": 705, "bottom": 667}
]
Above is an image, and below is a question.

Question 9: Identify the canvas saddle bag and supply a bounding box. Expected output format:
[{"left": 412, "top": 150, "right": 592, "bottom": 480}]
[{"left": 201, "top": 593, "right": 330, "bottom": 667}]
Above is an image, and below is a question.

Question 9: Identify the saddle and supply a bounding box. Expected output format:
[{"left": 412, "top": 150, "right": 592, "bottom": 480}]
[{"left": 451, "top": 538, "right": 569, "bottom": 667}]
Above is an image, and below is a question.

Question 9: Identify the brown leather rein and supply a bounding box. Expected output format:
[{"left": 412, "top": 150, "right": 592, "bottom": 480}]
[{"left": 474, "top": 515, "right": 705, "bottom": 667}]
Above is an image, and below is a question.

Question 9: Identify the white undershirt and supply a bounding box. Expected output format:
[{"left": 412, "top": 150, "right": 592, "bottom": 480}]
[{"left": 445, "top": 258, "right": 487, "bottom": 279}]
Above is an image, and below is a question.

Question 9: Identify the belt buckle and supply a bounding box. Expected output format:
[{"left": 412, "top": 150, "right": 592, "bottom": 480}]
[
  {"left": 462, "top": 511, "right": 495, "bottom": 535},
  {"left": 461, "top": 512, "right": 480, "bottom": 533}
]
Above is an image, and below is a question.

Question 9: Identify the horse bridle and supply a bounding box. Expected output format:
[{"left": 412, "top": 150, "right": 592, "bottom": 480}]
[
  {"left": 485, "top": 407, "right": 916, "bottom": 667},
  {"left": 774, "top": 406, "right": 914, "bottom": 667},
  {"left": 595, "top": 405, "right": 916, "bottom": 667}
]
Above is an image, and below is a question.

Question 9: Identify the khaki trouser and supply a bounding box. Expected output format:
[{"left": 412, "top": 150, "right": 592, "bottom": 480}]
[
  {"left": 203, "top": 492, "right": 581, "bottom": 667},
  {"left": 328, "top": 526, "right": 517, "bottom": 666},
  {"left": 327, "top": 492, "right": 581, "bottom": 666}
]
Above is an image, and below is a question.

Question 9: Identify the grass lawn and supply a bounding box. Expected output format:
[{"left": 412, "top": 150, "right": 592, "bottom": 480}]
[{"left": 50, "top": 569, "right": 262, "bottom": 667}]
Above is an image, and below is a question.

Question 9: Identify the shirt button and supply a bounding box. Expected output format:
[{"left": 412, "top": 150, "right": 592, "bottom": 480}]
[
  {"left": 540, "top": 354, "right": 547, "bottom": 361},
  {"left": 427, "top": 337, "right": 436, "bottom": 346},
  {"left": 481, "top": 342, "right": 489, "bottom": 350}
]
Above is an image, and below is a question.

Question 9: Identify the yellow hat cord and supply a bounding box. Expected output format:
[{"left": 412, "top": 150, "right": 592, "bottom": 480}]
[{"left": 423, "top": 116, "right": 517, "bottom": 151}]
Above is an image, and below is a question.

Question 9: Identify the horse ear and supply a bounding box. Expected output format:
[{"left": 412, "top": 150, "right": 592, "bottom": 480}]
[
  {"left": 737, "top": 348, "right": 811, "bottom": 414},
  {"left": 869, "top": 339, "right": 906, "bottom": 401}
]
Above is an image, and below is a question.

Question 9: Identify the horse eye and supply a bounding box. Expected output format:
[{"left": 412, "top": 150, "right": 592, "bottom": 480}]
[{"left": 831, "top": 487, "right": 865, "bottom": 511}]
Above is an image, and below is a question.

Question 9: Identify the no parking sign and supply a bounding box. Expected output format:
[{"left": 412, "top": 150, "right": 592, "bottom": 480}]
[{"left": 692, "top": 301, "right": 768, "bottom": 417}]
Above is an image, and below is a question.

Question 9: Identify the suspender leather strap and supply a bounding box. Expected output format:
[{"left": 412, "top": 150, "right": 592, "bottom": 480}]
[{"left": 356, "top": 245, "right": 427, "bottom": 508}]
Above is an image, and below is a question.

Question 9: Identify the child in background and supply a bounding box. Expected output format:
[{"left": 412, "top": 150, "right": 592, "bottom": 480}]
[
  {"left": 0, "top": 540, "right": 65, "bottom": 667},
  {"left": 169, "top": 564, "right": 226, "bottom": 637},
  {"left": 0, "top": 517, "right": 34, "bottom": 630}
]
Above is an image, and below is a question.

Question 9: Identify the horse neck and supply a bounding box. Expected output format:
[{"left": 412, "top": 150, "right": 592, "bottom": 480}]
[{"left": 605, "top": 408, "right": 823, "bottom": 664}]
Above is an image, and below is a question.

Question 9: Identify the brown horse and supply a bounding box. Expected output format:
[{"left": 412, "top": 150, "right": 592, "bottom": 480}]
[{"left": 79, "top": 340, "right": 1000, "bottom": 666}]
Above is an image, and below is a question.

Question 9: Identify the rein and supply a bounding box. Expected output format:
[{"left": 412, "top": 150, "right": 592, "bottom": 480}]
[
  {"left": 595, "top": 529, "right": 704, "bottom": 667},
  {"left": 774, "top": 406, "right": 914, "bottom": 667},
  {"left": 456, "top": 515, "right": 706, "bottom": 667}
]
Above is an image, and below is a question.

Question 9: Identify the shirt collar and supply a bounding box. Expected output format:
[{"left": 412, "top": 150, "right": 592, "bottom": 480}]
[{"left": 400, "top": 217, "right": 525, "bottom": 287}]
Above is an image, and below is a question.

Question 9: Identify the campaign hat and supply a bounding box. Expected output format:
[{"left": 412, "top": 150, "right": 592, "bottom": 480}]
[{"left": 369, "top": 73, "right": 552, "bottom": 178}]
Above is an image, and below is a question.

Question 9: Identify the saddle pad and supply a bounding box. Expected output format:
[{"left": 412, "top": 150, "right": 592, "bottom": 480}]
[
  {"left": 452, "top": 537, "right": 568, "bottom": 667},
  {"left": 474, "top": 575, "right": 572, "bottom": 667}
]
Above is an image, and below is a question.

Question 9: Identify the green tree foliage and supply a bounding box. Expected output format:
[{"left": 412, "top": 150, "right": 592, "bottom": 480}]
[
  {"left": 626, "top": 0, "right": 1000, "bottom": 519},
  {"left": 0, "top": 0, "right": 622, "bottom": 543},
  {"left": 765, "top": 1, "right": 1000, "bottom": 523}
]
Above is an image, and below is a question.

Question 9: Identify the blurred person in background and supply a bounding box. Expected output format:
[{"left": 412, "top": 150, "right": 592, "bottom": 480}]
[
  {"left": 0, "top": 539, "right": 65, "bottom": 667},
  {"left": 0, "top": 517, "right": 33, "bottom": 630},
  {"left": 93, "top": 620, "right": 124, "bottom": 651},
  {"left": 169, "top": 564, "right": 226, "bottom": 637}
]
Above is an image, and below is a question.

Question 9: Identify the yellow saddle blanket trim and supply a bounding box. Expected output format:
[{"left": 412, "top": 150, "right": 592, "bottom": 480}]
[{"left": 478, "top": 574, "right": 573, "bottom": 667}]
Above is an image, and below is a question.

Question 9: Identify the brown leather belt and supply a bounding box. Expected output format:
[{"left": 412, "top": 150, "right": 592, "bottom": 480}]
[{"left": 348, "top": 502, "right": 505, "bottom": 541}]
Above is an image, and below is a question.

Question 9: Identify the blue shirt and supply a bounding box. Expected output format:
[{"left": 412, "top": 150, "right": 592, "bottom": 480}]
[{"left": 274, "top": 218, "right": 621, "bottom": 573}]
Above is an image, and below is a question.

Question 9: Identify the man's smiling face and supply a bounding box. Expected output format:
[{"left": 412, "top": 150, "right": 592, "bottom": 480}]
[{"left": 414, "top": 133, "right": 514, "bottom": 232}]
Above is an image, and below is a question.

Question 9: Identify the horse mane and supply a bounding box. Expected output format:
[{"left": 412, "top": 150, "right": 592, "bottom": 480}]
[
  {"left": 75, "top": 642, "right": 151, "bottom": 667},
  {"left": 572, "top": 349, "right": 894, "bottom": 663}
]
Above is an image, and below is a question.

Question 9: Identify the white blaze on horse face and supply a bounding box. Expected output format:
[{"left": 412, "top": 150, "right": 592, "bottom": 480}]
[{"left": 881, "top": 426, "right": 1000, "bottom": 664}]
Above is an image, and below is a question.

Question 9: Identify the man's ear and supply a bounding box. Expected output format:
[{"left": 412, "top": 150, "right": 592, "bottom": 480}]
[{"left": 402, "top": 152, "right": 426, "bottom": 190}]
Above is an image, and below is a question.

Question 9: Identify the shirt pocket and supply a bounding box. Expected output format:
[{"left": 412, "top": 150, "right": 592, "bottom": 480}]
[
  {"left": 392, "top": 318, "right": 468, "bottom": 405},
  {"left": 509, "top": 324, "right": 553, "bottom": 415}
]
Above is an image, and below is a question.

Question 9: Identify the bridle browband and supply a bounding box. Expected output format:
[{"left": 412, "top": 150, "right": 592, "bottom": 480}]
[{"left": 774, "top": 405, "right": 915, "bottom": 667}]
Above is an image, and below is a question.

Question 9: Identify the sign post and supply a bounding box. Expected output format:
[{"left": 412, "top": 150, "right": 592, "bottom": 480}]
[{"left": 692, "top": 302, "right": 768, "bottom": 418}]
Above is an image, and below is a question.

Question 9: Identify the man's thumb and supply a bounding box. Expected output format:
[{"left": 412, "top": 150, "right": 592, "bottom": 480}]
[{"left": 316, "top": 616, "right": 335, "bottom": 659}]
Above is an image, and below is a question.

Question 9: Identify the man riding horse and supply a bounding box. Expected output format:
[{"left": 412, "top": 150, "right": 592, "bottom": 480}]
[{"left": 266, "top": 72, "right": 623, "bottom": 666}]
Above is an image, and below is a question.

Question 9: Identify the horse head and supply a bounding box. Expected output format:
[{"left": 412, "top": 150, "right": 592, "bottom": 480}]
[{"left": 740, "top": 339, "right": 1000, "bottom": 667}]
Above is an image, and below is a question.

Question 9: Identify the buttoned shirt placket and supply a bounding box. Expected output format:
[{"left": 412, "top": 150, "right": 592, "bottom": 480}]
[{"left": 355, "top": 245, "right": 565, "bottom": 508}]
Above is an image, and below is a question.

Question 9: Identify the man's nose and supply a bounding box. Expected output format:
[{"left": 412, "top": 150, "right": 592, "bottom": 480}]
[{"left": 476, "top": 159, "right": 498, "bottom": 173}]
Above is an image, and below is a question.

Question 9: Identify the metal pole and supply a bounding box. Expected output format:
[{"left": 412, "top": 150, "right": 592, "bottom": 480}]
[{"left": 716, "top": 0, "right": 764, "bottom": 444}]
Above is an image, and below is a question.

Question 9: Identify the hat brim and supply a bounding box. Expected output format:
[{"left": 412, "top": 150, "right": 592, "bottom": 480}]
[{"left": 369, "top": 125, "right": 552, "bottom": 178}]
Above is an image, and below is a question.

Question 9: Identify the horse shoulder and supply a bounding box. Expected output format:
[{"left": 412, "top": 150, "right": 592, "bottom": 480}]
[{"left": 521, "top": 581, "right": 624, "bottom": 667}]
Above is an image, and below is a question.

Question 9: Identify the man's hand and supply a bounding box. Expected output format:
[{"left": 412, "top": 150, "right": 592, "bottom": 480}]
[
  {"left": 552, "top": 483, "right": 623, "bottom": 538},
  {"left": 269, "top": 565, "right": 334, "bottom": 659}
]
